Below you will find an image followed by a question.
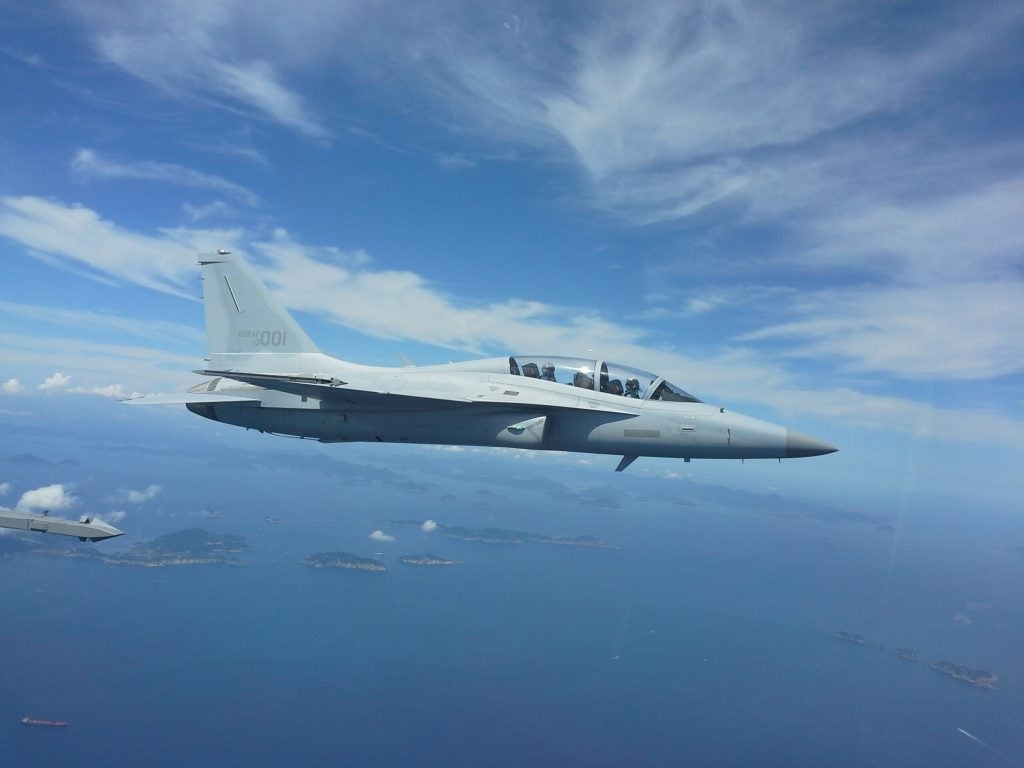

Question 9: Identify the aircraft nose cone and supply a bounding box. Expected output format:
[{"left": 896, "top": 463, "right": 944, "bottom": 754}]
[{"left": 785, "top": 429, "right": 838, "bottom": 458}]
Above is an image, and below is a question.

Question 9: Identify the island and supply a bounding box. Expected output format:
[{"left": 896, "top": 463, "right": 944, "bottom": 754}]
[
  {"left": 442, "top": 525, "right": 605, "bottom": 547},
  {"left": 113, "top": 528, "right": 247, "bottom": 566},
  {"left": 931, "top": 661, "right": 998, "bottom": 688},
  {"left": 398, "top": 553, "right": 459, "bottom": 566},
  {"left": 381, "top": 519, "right": 607, "bottom": 548},
  {"left": 42, "top": 528, "right": 248, "bottom": 567},
  {"left": 834, "top": 631, "right": 866, "bottom": 645},
  {"left": 0, "top": 536, "right": 40, "bottom": 561},
  {"left": 895, "top": 647, "right": 918, "bottom": 661},
  {"left": 304, "top": 552, "right": 388, "bottom": 572}
]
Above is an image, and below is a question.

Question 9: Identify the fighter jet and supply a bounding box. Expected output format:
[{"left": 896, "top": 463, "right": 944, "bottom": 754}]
[
  {"left": 128, "top": 251, "right": 836, "bottom": 470},
  {"left": 0, "top": 509, "right": 124, "bottom": 541}
]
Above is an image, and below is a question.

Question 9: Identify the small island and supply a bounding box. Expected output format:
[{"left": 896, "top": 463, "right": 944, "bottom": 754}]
[
  {"left": 895, "top": 647, "right": 918, "bottom": 661},
  {"left": 398, "top": 553, "right": 459, "bottom": 566},
  {"left": 834, "top": 631, "right": 866, "bottom": 645},
  {"left": 381, "top": 520, "right": 607, "bottom": 548},
  {"left": 439, "top": 525, "right": 606, "bottom": 548},
  {"left": 931, "top": 661, "right": 998, "bottom": 688},
  {"left": 0, "top": 536, "right": 40, "bottom": 561},
  {"left": 50, "top": 528, "right": 248, "bottom": 567},
  {"left": 304, "top": 552, "right": 387, "bottom": 572}
]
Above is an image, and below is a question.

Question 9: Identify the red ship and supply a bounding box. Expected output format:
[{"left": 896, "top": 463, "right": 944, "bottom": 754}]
[{"left": 21, "top": 716, "right": 67, "bottom": 727}]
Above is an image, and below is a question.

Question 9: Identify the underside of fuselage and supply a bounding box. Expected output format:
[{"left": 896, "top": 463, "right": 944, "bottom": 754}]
[{"left": 186, "top": 397, "right": 812, "bottom": 460}]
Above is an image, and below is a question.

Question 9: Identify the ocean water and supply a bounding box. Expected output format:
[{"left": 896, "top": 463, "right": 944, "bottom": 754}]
[{"left": 3, "top": 485, "right": 1023, "bottom": 768}]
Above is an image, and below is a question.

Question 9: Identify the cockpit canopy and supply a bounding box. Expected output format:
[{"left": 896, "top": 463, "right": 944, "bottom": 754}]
[{"left": 508, "top": 356, "right": 701, "bottom": 403}]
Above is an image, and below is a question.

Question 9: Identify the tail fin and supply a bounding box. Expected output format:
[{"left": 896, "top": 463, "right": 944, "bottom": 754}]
[{"left": 200, "top": 250, "right": 322, "bottom": 372}]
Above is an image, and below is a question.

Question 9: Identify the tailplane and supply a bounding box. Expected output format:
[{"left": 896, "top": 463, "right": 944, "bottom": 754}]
[{"left": 200, "top": 250, "right": 322, "bottom": 372}]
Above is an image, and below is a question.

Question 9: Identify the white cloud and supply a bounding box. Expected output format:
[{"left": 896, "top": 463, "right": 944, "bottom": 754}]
[
  {"left": 2, "top": 196, "right": 1020, "bottom": 448},
  {"left": 421, "top": 519, "right": 438, "bottom": 532},
  {"left": 0, "top": 196, "right": 242, "bottom": 296},
  {"left": 72, "top": 383, "right": 143, "bottom": 399},
  {"left": 0, "top": 330, "right": 199, "bottom": 399},
  {"left": 0, "top": 300, "right": 204, "bottom": 346},
  {"left": 31, "top": 373, "right": 134, "bottom": 398},
  {"left": 0, "top": 482, "right": 10, "bottom": 496},
  {"left": 794, "top": 171, "right": 1024, "bottom": 284},
  {"left": 1, "top": 378, "right": 23, "bottom": 394},
  {"left": 369, "top": 529, "right": 395, "bottom": 542},
  {"left": 209, "top": 59, "right": 330, "bottom": 139},
  {"left": 0, "top": 329, "right": 202, "bottom": 398},
  {"left": 72, "top": 149, "right": 260, "bottom": 206},
  {"left": 16, "top": 483, "right": 77, "bottom": 514},
  {"left": 38, "top": 372, "right": 71, "bottom": 391},
  {"left": 105, "top": 509, "right": 128, "bottom": 523},
  {"left": 253, "top": 234, "right": 638, "bottom": 355},
  {"left": 119, "top": 485, "right": 162, "bottom": 504},
  {"left": 742, "top": 282, "right": 1024, "bottom": 381},
  {"left": 77, "top": 0, "right": 332, "bottom": 139},
  {"left": 182, "top": 201, "right": 234, "bottom": 223}
]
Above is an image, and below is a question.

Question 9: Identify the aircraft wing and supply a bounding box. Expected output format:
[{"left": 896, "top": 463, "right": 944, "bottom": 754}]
[
  {"left": 123, "top": 393, "right": 262, "bottom": 405},
  {"left": 197, "top": 370, "right": 638, "bottom": 415},
  {"left": 195, "top": 370, "right": 475, "bottom": 410}
]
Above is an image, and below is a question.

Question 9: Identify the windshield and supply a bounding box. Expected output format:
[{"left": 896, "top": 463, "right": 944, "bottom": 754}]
[{"left": 509, "top": 356, "right": 700, "bottom": 402}]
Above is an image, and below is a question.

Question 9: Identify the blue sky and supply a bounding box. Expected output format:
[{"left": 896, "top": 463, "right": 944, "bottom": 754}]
[{"left": 1, "top": 0, "right": 1022, "bottom": 507}]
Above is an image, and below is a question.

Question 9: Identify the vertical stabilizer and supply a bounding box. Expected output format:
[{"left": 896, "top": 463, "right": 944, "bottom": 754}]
[{"left": 199, "top": 250, "right": 322, "bottom": 372}]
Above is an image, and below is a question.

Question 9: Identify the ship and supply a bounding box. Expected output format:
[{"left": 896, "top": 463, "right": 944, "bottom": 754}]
[{"left": 21, "top": 716, "right": 68, "bottom": 727}]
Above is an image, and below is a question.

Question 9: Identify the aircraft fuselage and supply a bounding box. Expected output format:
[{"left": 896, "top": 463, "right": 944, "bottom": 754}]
[{"left": 186, "top": 365, "right": 826, "bottom": 461}]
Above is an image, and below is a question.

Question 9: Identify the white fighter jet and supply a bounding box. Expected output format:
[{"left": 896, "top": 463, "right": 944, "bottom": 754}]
[{"left": 129, "top": 251, "right": 836, "bottom": 471}]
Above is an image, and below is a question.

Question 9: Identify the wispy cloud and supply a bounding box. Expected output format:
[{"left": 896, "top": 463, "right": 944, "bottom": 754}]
[
  {"left": 0, "top": 330, "right": 200, "bottom": 396},
  {"left": 252, "top": 232, "right": 638, "bottom": 355},
  {"left": 116, "top": 484, "right": 162, "bottom": 503},
  {"left": 369, "top": 529, "right": 395, "bottom": 542},
  {"left": 72, "top": 0, "right": 332, "bottom": 139},
  {"left": 741, "top": 282, "right": 1024, "bottom": 381},
  {"left": 0, "top": 45, "right": 45, "bottom": 67},
  {"left": 1, "top": 378, "right": 23, "bottom": 394},
  {"left": 1, "top": 195, "right": 1020, "bottom": 447},
  {"left": 0, "top": 300, "right": 204, "bottom": 346},
  {"left": 182, "top": 201, "right": 235, "bottom": 223},
  {"left": 0, "top": 195, "right": 239, "bottom": 295},
  {"left": 72, "top": 149, "right": 261, "bottom": 207}
]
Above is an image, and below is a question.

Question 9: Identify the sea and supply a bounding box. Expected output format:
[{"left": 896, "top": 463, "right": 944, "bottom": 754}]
[{"left": 2, "top": 431, "right": 1023, "bottom": 766}]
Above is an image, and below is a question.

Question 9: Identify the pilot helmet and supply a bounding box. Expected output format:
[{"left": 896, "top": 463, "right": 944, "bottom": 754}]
[
  {"left": 542, "top": 363, "right": 555, "bottom": 375},
  {"left": 626, "top": 377, "right": 640, "bottom": 389}
]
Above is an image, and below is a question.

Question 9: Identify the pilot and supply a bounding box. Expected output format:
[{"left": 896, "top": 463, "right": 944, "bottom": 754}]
[
  {"left": 624, "top": 378, "right": 641, "bottom": 398},
  {"left": 540, "top": 362, "right": 557, "bottom": 382}
]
